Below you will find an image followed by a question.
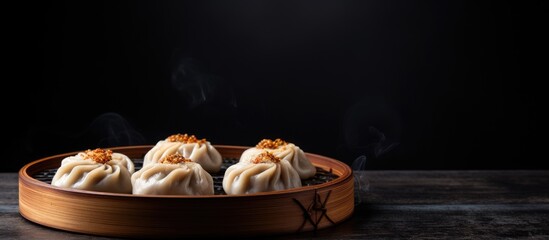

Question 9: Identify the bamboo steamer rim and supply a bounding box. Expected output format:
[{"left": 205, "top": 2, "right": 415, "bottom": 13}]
[{"left": 18, "top": 145, "right": 355, "bottom": 238}]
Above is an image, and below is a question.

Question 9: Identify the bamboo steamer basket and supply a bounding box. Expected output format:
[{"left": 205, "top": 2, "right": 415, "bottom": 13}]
[{"left": 19, "top": 145, "right": 354, "bottom": 238}]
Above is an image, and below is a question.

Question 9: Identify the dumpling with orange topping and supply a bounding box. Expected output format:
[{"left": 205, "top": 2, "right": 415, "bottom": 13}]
[
  {"left": 239, "top": 138, "right": 316, "bottom": 180},
  {"left": 223, "top": 151, "right": 301, "bottom": 195},
  {"left": 131, "top": 153, "right": 214, "bottom": 195},
  {"left": 51, "top": 148, "right": 135, "bottom": 194},
  {"left": 143, "top": 133, "right": 222, "bottom": 173}
]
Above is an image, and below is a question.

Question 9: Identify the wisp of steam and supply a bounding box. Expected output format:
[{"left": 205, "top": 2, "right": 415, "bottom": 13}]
[
  {"left": 88, "top": 112, "right": 146, "bottom": 147},
  {"left": 344, "top": 98, "right": 401, "bottom": 206},
  {"left": 171, "top": 57, "right": 237, "bottom": 110},
  {"left": 352, "top": 155, "right": 369, "bottom": 205}
]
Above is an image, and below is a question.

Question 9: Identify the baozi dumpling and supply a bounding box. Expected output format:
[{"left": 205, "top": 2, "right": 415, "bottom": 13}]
[
  {"left": 51, "top": 148, "right": 134, "bottom": 194},
  {"left": 240, "top": 138, "right": 316, "bottom": 180},
  {"left": 223, "top": 151, "right": 301, "bottom": 195},
  {"left": 132, "top": 153, "right": 214, "bottom": 195},
  {"left": 143, "top": 133, "right": 222, "bottom": 173}
]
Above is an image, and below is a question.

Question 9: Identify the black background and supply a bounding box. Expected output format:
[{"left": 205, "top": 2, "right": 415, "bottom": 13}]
[{"left": 5, "top": 0, "right": 545, "bottom": 172}]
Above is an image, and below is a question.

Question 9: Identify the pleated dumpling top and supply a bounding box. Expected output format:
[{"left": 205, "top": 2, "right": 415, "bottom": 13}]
[
  {"left": 239, "top": 138, "right": 316, "bottom": 180},
  {"left": 223, "top": 150, "right": 301, "bottom": 195},
  {"left": 51, "top": 148, "right": 134, "bottom": 194},
  {"left": 132, "top": 153, "right": 214, "bottom": 195},
  {"left": 143, "top": 133, "right": 222, "bottom": 174}
]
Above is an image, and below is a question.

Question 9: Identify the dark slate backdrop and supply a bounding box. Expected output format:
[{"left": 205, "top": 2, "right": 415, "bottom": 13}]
[{"left": 5, "top": 0, "right": 545, "bottom": 172}]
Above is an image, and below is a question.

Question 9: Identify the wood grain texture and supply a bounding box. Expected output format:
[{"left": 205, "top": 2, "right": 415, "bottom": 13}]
[
  {"left": 17, "top": 146, "right": 354, "bottom": 238},
  {"left": 2, "top": 170, "right": 549, "bottom": 239},
  {"left": 363, "top": 170, "right": 549, "bottom": 204}
]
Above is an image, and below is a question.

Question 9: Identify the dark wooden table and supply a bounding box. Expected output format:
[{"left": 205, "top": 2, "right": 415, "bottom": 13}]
[{"left": 2, "top": 170, "right": 548, "bottom": 239}]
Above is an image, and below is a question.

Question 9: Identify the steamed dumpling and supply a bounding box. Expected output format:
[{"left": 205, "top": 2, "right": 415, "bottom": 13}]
[
  {"left": 132, "top": 153, "right": 214, "bottom": 195},
  {"left": 239, "top": 138, "right": 316, "bottom": 179},
  {"left": 223, "top": 151, "right": 301, "bottom": 195},
  {"left": 51, "top": 148, "right": 134, "bottom": 194},
  {"left": 143, "top": 133, "right": 222, "bottom": 173}
]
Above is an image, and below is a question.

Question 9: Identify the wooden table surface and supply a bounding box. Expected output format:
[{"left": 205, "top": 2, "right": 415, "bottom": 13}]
[{"left": 2, "top": 170, "right": 548, "bottom": 239}]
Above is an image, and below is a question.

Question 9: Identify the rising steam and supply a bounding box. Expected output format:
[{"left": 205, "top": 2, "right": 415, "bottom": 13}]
[
  {"left": 88, "top": 112, "right": 146, "bottom": 147},
  {"left": 171, "top": 57, "right": 237, "bottom": 110}
]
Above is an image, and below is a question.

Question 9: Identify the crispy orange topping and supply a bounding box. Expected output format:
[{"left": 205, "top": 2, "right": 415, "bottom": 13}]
[
  {"left": 166, "top": 133, "right": 206, "bottom": 144},
  {"left": 160, "top": 153, "right": 192, "bottom": 164},
  {"left": 252, "top": 151, "right": 281, "bottom": 164},
  {"left": 80, "top": 148, "right": 113, "bottom": 164},
  {"left": 256, "top": 138, "right": 287, "bottom": 149}
]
